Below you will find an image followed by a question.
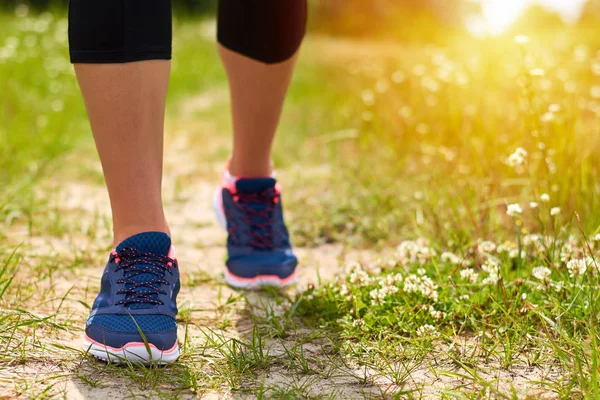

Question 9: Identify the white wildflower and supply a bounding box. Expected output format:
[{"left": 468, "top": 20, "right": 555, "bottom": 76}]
[
  {"left": 441, "top": 252, "right": 461, "bottom": 265},
  {"left": 370, "top": 288, "right": 387, "bottom": 306},
  {"left": 541, "top": 112, "right": 555, "bottom": 123},
  {"left": 514, "top": 35, "right": 529, "bottom": 44},
  {"left": 403, "top": 274, "right": 439, "bottom": 302},
  {"left": 349, "top": 269, "right": 370, "bottom": 286},
  {"left": 352, "top": 319, "right": 365, "bottom": 328},
  {"left": 532, "top": 266, "right": 551, "bottom": 281},
  {"left": 478, "top": 240, "right": 497, "bottom": 254},
  {"left": 396, "top": 239, "right": 436, "bottom": 265},
  {"left": 566, "top": 258, "right": 587, "bottom": 278},
  {"left": 460, "top": 268, "right": 479, "bottom": 284},
  {"left": 506, "top": 203, "right": 522, "bottom": 217},
  {"left": 416, "top": 324, "right": 439, "bottom": 337},
  {"left": 530, "top": 68, "right": 545, "bottom": 77},
  {"left": 507, "top": 147, "right": 527, "bottom": 167},
  {"left": 540, "top": 193, "right": 550, "bottom": 202},
  {"left": 552, "top": 281, "right": 565, "bottom": 292},
  {"left": 361, "top": 90, "right": 375, "bottom": 106},
  {"left": 459, "top": 294, "right": 470, "bottom": 301},
  {"left": 482, "top": 260, "right": 500, "bottom": 285},
  {"left": 339, "top": 284, "right": 350, "bottom": 297},
  {"left": 392, "top": 70, "right": 406, "bottom": 83},
  {"left": 427, "top": 306, "right": 446, "bottom": 321},
  {"left": 530, "top": 202, "right": 539, "bottom": 209},
  {"left": 548, "top": 104, "right": 561, "bottom": 113},
  {"left": 521, "top": 293, "right": 527, "bottom": 300},
  {"left": 594, "top": 234, "right": 600, "bottom": 241},
  {"left": 550, "top": 207, "right": 561, "bottom": 216}
]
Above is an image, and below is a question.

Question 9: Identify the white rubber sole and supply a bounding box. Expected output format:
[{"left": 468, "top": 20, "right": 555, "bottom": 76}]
[
  {"left": 212, "top": 187, "right": 297, "bottom": 290},
  {"left": 83, "top": 336, "right": 180, "bottom": 365}
]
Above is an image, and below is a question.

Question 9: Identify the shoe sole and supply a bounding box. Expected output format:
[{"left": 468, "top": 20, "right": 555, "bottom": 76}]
[
  {"left": 212, "top": 187, "right": 297, "bottom": 290},
  {"left": 83, "top": 335, "right": 180, "bottom": 365}
]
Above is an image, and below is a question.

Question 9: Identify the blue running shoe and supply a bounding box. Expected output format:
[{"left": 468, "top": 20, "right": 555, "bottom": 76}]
[
  {"left": 83, "top": 232, "right": 180, "bottom": 364},
  {"left": 212, "top": 171, "right": 298, "bottom": 289}
]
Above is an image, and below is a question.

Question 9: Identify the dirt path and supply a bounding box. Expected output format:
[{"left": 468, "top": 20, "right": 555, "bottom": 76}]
[{"left": 1, "top": 88, "right": 388, "bottom": 399}]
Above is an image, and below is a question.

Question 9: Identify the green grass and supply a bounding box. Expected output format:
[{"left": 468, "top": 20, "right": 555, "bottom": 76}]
[{"left": 3, "top": 7, "right": 600, "bottom": 400}]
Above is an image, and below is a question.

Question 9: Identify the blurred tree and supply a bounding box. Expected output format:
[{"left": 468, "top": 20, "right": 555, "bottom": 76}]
[
  {"left": 310, "top": 0, "right": 479, "bottom": 41},
  {"left": 581, "top": 0, "right": 600, "bottom": 21},
  {"left": 509, "top": 4, "right": 566, "bottom": 34}
]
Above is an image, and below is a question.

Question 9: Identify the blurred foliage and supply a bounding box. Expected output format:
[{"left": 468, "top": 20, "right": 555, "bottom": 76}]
[
  {"left": 0, "top": 0, "right": 218, "bottom": 14},
  {"left": 310, "top": 0, "right": 478, "bottom": 41}
]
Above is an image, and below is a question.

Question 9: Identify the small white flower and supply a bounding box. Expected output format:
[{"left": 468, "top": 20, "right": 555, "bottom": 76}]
[
  {"left": 459, "top": 294, "right": 470, "bottom": 301},
  {"left": 392, "top": 70, "right": 406, "bottom": 83},
  {"left": 507, "top": 147, "right": 527, "bottom": 167},
  {"left": 532, "top": 266, "right": 551, "bottom": 281},
  {"left": 514, "top": 35, "right": 529, "bottom": 44},
  {"left": 541, "top": 112, "right": 555, "bottom": 123},
  {"left": 550, "top": 207, "right": 561, "bottom": 216},
  {"left": 521, "top": 293, "right": 527, "bottom": 300},
  {"left": 416, "top": 324, "right": 439, "bottom": 337},
  {"left": 460, "top": 268, "right": 479, "bottom": 284},
  {"left": 369, "top": 288, "right": 387, "bottom": 306},
  {"left": 540, "top": 193, "right": 550, "bottom": 202},
  {"left": 594, "top": 233, "right": 600, "bottom": 241},
  {"left": 506, "top": 203, "right": 522, "bottom": 217},
  {"left": 441, "top": 252, "right": 461, "bottom": 265},
  {"left": 530, "top": 202, "right": 539, "bottom": 209},
  {"left": 530, "top": 68, "right": 545, "bottom": 77},
  {"left": 478, "top": 240, "right": 497, "bottom": 254},
  {"left": 548, "top": 104, "right": 561, "bottom": 113},
  {"left": 567, "top": 258, "right": 587, "bottom": 278},
  {"left": 352, "top": 319, "right": 365, "bottom": 328},
  {"left": 339, "top": 284, "right": 350, "bottom": 297},
  {"left": 482, "top": 260, "right": 500, "bottom": 285},
  {"left": 349, "top": 269, "right": 370, "bottom": 286},
  {"left": 361, "top": 90, "right": 375, "bottom": 106}
]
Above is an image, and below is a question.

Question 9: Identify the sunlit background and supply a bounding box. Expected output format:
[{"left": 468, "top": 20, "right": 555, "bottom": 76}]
[
  {"left": 3, "top": 0, "right": 600, "bottom": 397},
  {"left": 476, "top": 0, "right": 587, "bottom": 35}
]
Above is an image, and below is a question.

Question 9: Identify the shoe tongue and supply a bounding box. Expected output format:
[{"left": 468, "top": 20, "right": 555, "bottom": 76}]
[
  {"left": 116, "top": 232, "right": 171, "bottom": 310},
  {"left": 116, "top": 232, "right": 171, "bottom": 256},
  {"left": 235, "top": 178, "right": 276, "bottom": 194}
]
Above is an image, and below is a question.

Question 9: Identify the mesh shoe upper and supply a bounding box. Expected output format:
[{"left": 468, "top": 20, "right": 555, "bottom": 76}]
[
  {"left": 221, "top": 177, "right": 298, "bottom": 279},
  {"left": 85, "top": 232, "right": 180, "bottom": 350}
]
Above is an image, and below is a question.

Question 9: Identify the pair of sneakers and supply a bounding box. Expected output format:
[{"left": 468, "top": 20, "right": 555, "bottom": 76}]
[{"left": 83, "top": 171, "right": 297, "bottom": 364}]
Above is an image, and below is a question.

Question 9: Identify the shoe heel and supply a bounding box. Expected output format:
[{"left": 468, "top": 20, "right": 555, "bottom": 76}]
[{"left": 212, "top": 188, "right": 227, "bottom": 230}]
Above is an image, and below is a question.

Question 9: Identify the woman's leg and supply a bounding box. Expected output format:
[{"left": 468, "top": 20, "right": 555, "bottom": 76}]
[
  {"left": 69, "top": 0, "right": 172, "bottom": 246},
  {"left": 213, "top": 0, "right": 307, "bottom": 289},
  {"left": 217, "top": 0, "right": 307, "bottom": 177},
  {"left": 70, "top": 0, "right": 180, "bottom": 364},
  {"left": 74, "top": 62, "right": 170, "bottom": 246}
]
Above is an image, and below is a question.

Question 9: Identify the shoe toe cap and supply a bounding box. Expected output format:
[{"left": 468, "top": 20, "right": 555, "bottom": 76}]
[
  {"left": 85, "top": 316, "right": 177, "bottom": 351},
  {"left": 226, "top": 250, "right": 298, "bottom": 279}
]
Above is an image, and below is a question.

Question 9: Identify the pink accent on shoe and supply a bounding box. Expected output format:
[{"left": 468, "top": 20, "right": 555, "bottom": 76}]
[{"left": 83, "top": 334, "right": 180, "bottom": 355}]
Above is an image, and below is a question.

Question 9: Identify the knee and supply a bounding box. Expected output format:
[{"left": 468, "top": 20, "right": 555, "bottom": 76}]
[{"left": 217, "top": 0, "right": 307, "bottom": 64}]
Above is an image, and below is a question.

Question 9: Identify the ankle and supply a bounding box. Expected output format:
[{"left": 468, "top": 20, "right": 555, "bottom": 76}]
[{"left": 228, "top": 157, "right": 273, "bottom": 178}]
